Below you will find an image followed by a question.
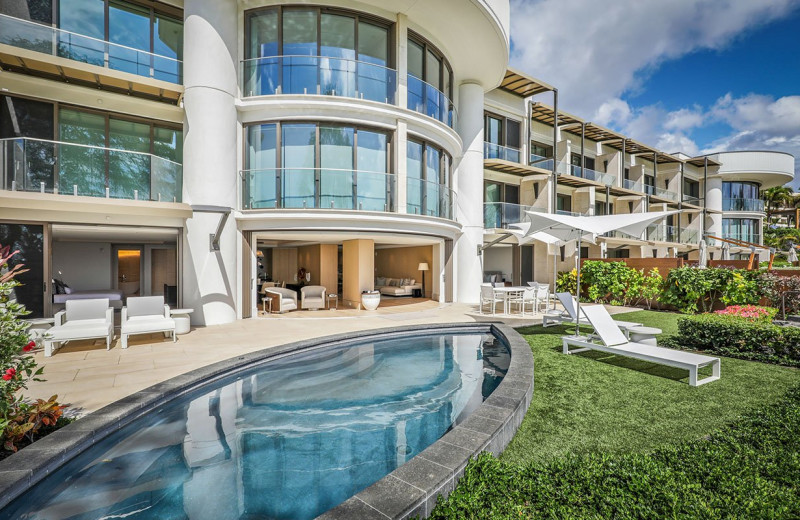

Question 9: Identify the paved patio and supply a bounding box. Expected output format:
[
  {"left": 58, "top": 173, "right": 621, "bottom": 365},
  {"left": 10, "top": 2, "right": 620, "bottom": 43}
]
[{"left": 24, "top": 301, "right": 636, "bottom": 415}]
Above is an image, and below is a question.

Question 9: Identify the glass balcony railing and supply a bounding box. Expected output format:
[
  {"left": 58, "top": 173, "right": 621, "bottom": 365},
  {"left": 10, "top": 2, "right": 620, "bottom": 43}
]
[
  {"left": 240, "top": 56, "right": 397, "bottom": 104},
  {"left": 1, "top": 137, "right": 182, "bottom": 202},
  {"left": 483, "top": 202, "right": 545, "bottom": 228},
  {"left": 407, "top": 74, "right": 456, "bottom": 128},
  {"left": 484, "top": 142, "right": 521, "bottom": 163},
  {"left": 722, "top": 198, "right": 765, "bottom": 212},
  {"left": 621, "top": 179, "right": 678, "bottom": 201},
  {"left": 0, "top": 14, "right": 182, "bottom": 83},
  {"left": 567, "top": 164, "right": 616, "bottom": 186},
  {"left": 406, "top": 177, "right": 457, "bottom": 220},
  {"left": 712, "top": 233, "right": 762, "bottom": 245},
  {"left": 241, "top": 168, "right": 397, "bottom": 212},
  {"left": 647, "top": 225, "right": 699, "bottom": 244},
  {"left": 682, "top": 196, "right": 701, "bottom": 206}
]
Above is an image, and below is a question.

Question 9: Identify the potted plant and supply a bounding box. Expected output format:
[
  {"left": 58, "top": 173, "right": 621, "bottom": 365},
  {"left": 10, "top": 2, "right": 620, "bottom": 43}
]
[{"left": 361, "top": 290, "right": 380, "bottom": 311}]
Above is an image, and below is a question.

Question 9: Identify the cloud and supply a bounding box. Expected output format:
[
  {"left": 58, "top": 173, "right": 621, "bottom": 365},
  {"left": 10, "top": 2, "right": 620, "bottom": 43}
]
[{"left": 509, "top": 0, "right": 799, "bottom": 118}]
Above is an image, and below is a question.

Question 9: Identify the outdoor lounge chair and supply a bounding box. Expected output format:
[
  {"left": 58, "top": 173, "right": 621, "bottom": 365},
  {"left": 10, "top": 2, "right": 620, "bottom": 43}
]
[
  {"left": 562, "top": 305, "right": 720, "bottom": 386},
  {"left": 300, "top": 285, "right": 326, "bottom": 310},
  {"left": 121, "top": 296, "right": 176, "bottom": 349},
  {"left": 266, "top": 287, "right": 298, "bottom": 313},
  {"left": 543, "top": 292, "right": 642, "bottom": 333},
  {"left": 44, "top": 298, "right": 114, "bottom": 357}
]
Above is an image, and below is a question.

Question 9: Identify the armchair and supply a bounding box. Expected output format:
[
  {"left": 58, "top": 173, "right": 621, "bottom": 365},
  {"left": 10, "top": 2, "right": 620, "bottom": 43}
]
[
  {"left": 266, "top": 287, "right": 298, "bottom": 313},
  {"left": 44, "top": 298, "right": 114, "bottom": 357},
  {"left": 121, "top": 296, "right": 176, "bottom": 349},
  {"left": 300, "top": 285, "right": 327, "bottom": 310}
]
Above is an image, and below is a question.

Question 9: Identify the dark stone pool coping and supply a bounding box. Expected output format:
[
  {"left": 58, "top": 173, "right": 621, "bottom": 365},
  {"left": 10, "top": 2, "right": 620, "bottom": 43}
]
[{"left": 0, "top": 322, "right": 534, "bottom": 519}]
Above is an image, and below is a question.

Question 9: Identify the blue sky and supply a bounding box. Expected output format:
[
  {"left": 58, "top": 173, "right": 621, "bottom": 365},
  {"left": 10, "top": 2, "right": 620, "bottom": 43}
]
[{"left": 509, "top": 0, "right": 800, "bottom": 187}]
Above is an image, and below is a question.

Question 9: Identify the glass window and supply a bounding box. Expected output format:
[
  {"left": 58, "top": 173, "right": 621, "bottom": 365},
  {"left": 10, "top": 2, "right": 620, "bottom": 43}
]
[
  {"left": 58, "top": 0, "right": 105, "bottom": 65},
  {"left": 358, "top": 22, "right": 387, "bottom": 65},
  {"left": 153, "top": 14, "right": 183, "bottom": 83},
  {"left": 320, "top": 126, "right": 354, "bottom": 209},
  {"left": 485, "top": 116, "right": 502, "bottom": 146},
  {"left": 152, "top": 126, "right": 183, "bottom": 203},
  {"left": 722, "top": 218, "right": 760, "bottom": 243},
  {"left": 407, "top": 40, "right": 424, "bottom": 78},
  {"left": 357, "top": 130, "right": 388, "bottom": 211},
  {"left": 0, "top": 0, "right": 52, "bottom": 24},
  {"left": 281, "top": 124, "right": 316, "bottom": 208},
  {"left": 506, "top": 120, "right": 521, "bottom": 149},
  {"left": 406, "top": 140, "right": 423, "bottom": 215},
  {"left": 58, "top": 108, "right": 106, "bottom": 197},
  {"left": 320, "top": 14, "right": 356, "bottom": 97},
  {"left": 0, "top": 95, "right": 55, "bottom": 191},
  {"left": 282, "top": 9, "right": 318, "bottom": 95},
  {"left": 426, "top": 50, "right": 441, "bottom": 90},
  {"left": 108, "top": 118, "right": 150, "bottom": 199},
  {"left": 246, "top": 124, "right": 277, "bottom": 209},
  {"left": 426, "top": 146, "right": 441, "bottom": 216},
  {"left": 246, "top": 9, "right": 279, "bottom": 95},
  {"left": 108, "top": 0, "right": 151, "bottom": 77},
  {"left": 0, "top": 223, "right": 44, "bottom": 317},
  {"left": 357, "top": 21, "right": 390, "bottom": 103}
]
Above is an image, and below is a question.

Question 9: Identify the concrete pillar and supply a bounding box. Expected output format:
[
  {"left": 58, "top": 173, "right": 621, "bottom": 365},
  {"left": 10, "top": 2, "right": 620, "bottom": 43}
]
[
  {"left": 182, "top": 0, "right": 239, "bottom": 325},
  {"left": 396, "top": 120, "right": 408, "bottom": 213},
  {"left": 342, "top": 239, "right": 374, "bottom": 308},
  {"left": 396, "top": 14, "right": 408, "bottom": 109},
  {"left": 455, "top": 82, "right": 484, "bottom": 304},
  {"left": 705, "top": 177, "right": 723, "bottom": 239}
]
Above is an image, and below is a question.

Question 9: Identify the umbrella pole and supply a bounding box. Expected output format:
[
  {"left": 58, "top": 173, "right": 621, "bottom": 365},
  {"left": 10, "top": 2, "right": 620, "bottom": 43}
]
[
  {"left": 575, "top": 232, "right": 581, "bottom": 337},
  {"left": 552, "top": 249, "right": 557, "bottom": 310}
]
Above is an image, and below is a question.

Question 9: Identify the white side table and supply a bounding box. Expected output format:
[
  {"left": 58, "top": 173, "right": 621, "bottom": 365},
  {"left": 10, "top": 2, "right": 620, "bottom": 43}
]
[
  {"left": 170, "top": 308, "right": 194, "bottom": 334},
  {"left": 327, "top": 293, "right": 338, "bottom": 310},
  {"left": 25, "top": 318, "right": 55, "bottom": 347},
  {"left": 626, "top": 326, "right": 662, "bottom": 346}
]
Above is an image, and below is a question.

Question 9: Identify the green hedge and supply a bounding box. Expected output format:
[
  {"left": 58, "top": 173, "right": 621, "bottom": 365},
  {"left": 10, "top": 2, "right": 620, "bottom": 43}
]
[
  {"left": 672, "top": 314, "right": 800, "bottom": 367},
  {"left": 427, "top": 385, "right": 800, "bottom": 519}
]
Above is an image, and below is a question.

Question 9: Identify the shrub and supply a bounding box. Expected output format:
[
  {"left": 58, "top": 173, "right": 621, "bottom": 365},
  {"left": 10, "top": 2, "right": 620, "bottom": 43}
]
[
  {"left": 639, "top": 268, "right": 663, "bottom": 310},
  {"left": 673, "top": 313, "right": 800, "bottom": 367},
  {"left": 715, "top": 305, "right": 777, "bottom": 323},
  {"left": 758, "top": 271, "right": 800, "bottom": 315},
  {"left": 3, "top": 395, "right": 66, "bottom": 452},
  {"left": 556, "top": 268, "right": 577, "bottom": 294}
]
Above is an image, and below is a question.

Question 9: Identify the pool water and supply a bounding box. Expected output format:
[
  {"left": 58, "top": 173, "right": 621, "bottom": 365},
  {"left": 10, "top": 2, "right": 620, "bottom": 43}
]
[{"left": 1, "top": 332, "right": 509, "bottom": 519}]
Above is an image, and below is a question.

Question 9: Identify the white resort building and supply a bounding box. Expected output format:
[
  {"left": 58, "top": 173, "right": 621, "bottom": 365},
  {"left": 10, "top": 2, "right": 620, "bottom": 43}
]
[{"left": 0, "top": 0, "right": 794, "bottom": 325}]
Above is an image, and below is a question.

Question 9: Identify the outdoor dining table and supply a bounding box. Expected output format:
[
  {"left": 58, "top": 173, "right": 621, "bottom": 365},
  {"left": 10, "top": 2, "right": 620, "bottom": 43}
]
[{"left": 492, "top": 286, "right": 528, "bottom": 315}]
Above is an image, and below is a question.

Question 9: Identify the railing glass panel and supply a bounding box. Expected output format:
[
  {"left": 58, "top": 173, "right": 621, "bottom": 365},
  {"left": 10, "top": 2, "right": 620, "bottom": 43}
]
[
  {"left": 722, "top": 198, "right": 765, "bottom": 212},
  {"left": 1, "top": 137, "right": 182, "bottom": 202},
  {"left": 241, "top": 56, "right": 397, "bottom": 105},
  {"left": 484, "top": 142, "right": 521, "bottom": 163},
  {"left": 483, "top": 202, "right": 544, "bottom": 228},
  {"left": 0, "top": 14, "right": 181, "bottom": 83},
  {"left": 406, "top": 74, "right": 456, "bottom": 128},
  {"left": 406, "top": 177, "right": 456, "bottom": 219},
  {"left": 566, "top": 164, "right": 616, "bottom": 186}
]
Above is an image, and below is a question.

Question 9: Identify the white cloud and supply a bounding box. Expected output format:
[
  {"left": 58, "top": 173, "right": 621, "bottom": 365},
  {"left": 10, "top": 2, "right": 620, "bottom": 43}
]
[{"left": 510, "top": 0, "right": 798, "bottom": 118}]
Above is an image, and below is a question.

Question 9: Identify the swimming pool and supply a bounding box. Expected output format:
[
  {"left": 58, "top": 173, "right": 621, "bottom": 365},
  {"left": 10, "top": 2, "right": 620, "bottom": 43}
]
[{"left": 0, "top": 325, "right": 530, "bottom": 520}]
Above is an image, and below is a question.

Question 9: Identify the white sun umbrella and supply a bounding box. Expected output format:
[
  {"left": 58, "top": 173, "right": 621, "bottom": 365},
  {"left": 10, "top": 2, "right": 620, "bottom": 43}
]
[
  {"left": 788, "top": 247, "right": 798, "bottom": 263},
  {"left": 522, "top": 210, "right": 680, "bottom": 337},
  {"left": 698, "top": 239, "right": 708, "bottom": 268}
]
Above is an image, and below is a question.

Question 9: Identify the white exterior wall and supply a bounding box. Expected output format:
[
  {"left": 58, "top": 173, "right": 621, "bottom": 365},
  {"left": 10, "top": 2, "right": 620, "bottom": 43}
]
[{"left": 182, "top": 0, "right": 239, "bottom": 325}]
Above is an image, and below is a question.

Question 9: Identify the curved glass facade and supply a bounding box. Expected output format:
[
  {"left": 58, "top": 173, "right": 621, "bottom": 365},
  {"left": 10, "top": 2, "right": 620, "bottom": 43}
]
[
  {"left": 407, "top": 33, "right": 455, "bottom": 126},
  {"left": 243, "top": 7, "right": 394, "bottom": 103},
  {"left": 722, "top": 181, "right": 763, "bottom": 211},
  {"left": 243, "top": 122, "right": 393, "bottom": 211},
  {"left": 722, "top": 218, "right": 760, "bottom": 244},
  {"left": 407, "top": 139, "right": 454, "bottom": 219}
]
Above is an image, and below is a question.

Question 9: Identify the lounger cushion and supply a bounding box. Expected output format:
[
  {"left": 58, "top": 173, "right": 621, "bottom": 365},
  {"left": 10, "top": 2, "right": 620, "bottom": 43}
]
[
  {"left": 122, "top": 316, "right": 175, "bottom": 334},
  {"left": 49, "top": 319, "right": 111, "bottom": 340}
]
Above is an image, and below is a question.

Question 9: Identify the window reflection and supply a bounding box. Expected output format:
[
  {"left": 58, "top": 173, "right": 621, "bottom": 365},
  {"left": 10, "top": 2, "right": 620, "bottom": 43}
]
[{"left": 406, "top": 140, "right": 451, "bottom": 218}]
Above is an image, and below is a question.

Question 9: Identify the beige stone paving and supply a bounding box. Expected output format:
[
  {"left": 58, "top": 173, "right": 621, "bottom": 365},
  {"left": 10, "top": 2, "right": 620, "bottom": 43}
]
[{"left": 24, "top": 299, "right": 631, "bottom": 416}]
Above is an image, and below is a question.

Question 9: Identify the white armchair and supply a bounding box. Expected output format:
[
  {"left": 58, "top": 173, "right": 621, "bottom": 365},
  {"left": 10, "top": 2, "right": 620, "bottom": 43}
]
[
  {"left": 266, "top": 287, "right": 298, "bottom": 313},
  {"left": 44, "top": 298, "right": 114, "bottom": 357},
  {"left": 301, "top": 285, "right": 326, "bottom": 310},
  {"left": 121, "top": 296, "right": 176, "bottom": 349}
]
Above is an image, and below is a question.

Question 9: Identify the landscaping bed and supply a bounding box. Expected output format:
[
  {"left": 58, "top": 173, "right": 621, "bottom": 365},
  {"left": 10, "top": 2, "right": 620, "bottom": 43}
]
[{"left": 427, "top": 311, "right": 800, "bottom": 518}]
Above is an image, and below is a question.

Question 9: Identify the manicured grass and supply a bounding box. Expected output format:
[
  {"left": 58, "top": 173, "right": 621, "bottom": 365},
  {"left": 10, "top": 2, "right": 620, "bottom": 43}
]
[
  {"left": 426, "top": 310, "right": 800, "bottom": 519},
  {"left": 501, "top": 310, "right": 799, "bottom": 466}
]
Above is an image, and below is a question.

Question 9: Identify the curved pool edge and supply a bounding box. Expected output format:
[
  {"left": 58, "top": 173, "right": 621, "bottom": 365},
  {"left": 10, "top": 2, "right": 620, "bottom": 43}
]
[{"left": 0, "top": 322, "right": 534, "bottom": 518}]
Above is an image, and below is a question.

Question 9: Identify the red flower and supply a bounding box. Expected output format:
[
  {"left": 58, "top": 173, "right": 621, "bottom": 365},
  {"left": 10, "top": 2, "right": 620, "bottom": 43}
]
[
  {"left": 23, "top": 340, "right": 35, "bottom": 352},
  {"left": 1, "top": 374, "right": 10, "bottom": 381},
  {"left": 2, "top": 368, "right": 15, "bottom": 381}
]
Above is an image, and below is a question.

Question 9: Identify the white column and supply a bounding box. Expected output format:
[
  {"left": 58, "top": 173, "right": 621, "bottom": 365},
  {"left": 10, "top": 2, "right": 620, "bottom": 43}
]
[
  {"left": 455, "top": 81, "right": 484, "bottom": 304},
  {"left": 396, "top": 120, "right": 408, "bottom": 213},
  {"left": 182, "top": 0, "right": 239, "bottom": 325},
  {"left": 396, "top": 13, "right": 408, "bottom": 109},
  {"left": 705, "top": 177, "right": 723, "bottom": 240}
]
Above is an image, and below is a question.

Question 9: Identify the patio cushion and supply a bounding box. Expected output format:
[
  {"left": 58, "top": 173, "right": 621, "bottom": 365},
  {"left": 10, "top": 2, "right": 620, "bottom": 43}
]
[
  {"left": 122, "top": 315, "right": 175, "bottom": 334},
  {"left": 66, "top": 298, "right": 110, "bottom": 321},
  {"left": 126, "top": 296, "right": 166, "bottom": 318},
  {"left": 49, "top": 319, "right": 110, "bottom": 340}
]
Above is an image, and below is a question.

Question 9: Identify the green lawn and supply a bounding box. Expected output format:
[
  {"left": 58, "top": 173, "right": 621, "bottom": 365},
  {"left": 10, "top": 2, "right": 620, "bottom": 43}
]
[
  {"left": 502, "top": 310, "right": 799, "bottom": 466},
  {"left": 426, "top": 310, "right": 800, "bottom": 519}
]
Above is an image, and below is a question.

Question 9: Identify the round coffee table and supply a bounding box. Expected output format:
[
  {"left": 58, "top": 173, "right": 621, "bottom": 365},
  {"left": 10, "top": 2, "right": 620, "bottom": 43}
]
[
  {"left": 170, "top": 308, "right": 194, "bottom": 334},
  {"left": 627, "top": 326, "right": 662, "bottom": 346}
]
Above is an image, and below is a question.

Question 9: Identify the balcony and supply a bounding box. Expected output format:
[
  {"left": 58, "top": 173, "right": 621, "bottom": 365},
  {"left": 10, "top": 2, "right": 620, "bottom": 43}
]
[
  {"left": 529, "top": 153, "right": 557, "bottom": 172},
  {"left": 0, "top": 13, "right": 182, "bottom": 84},
  {"left": 712, "top": 233, "right": 762, "bottom": 245},
  {"left": 722, "top": 198, "right": 765, "bottom": 212},
  {"left": 407, "top": 178, "right": 457, "bottom": 220},
  {"left": 622, "top": 179, "right": 679, "bottom": 201},
  {"left": 567, "top": 164, "right": 616, "bottom": 186},
  {"left": 683, "top": 196, "right": 701, "bottom": 206},
  {"left": 1, "top": 137, "right": 182, "bottom": 202},
  {"left": 407, "top": 74, "right": 456, "bottom": 128},
  {"left": 647, "top": 225, "right": 699, "bottom": 244},
  {"left": 240, "top": 56, "right": 396, "bottom": 104},
  {"left": 483, "top": 202, "right": 546, "bottom": 228},
  {"left": 241, "top": 168, "right": 397, "bottom": 213},
  {"left": 484, "top": 142, "right": 521, "bottom": 163}
]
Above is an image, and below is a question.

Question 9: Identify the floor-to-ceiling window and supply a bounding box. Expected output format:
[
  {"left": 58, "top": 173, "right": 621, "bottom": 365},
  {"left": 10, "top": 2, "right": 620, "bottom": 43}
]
[
  {"left": 0, "top": 223, "right": 45, "bottom": 318},
  {"left": 244, "top": 122, "right": 392, "bottom": 211},
  {"left": 722, "top": 218, "right": 760, "bottom": 244},
  {"left": 244, "top": 7, "right": 393, "bottom": 102},
  {"left": 484, "top": 112, "right": 521, "bottom": 162},
  {"left": 406, "top": 139, "right": 452, "bottom": 218},
  {"left": 0, "top": 95, "right": 55, "bottom": 191},
  {"left": 722, "top": 181, "right": 762, "bottom": 211},
  {"left": 407, "top": 33, "right": 454, "bottom": 126}
]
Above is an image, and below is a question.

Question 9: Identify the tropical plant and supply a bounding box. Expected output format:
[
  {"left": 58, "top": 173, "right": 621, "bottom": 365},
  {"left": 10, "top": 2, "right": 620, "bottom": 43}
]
[
  {"left": 639, "top": 268, "right": 663, "bottom": 310},
  {"left": 3, "top": 395, "right": 66, "bottom": 452},
  {"left": 762, "top": 186, "right": 794, "bottom": 223},
  {"left": 556, "top": 268, "right": 577, "bottom": 295}
]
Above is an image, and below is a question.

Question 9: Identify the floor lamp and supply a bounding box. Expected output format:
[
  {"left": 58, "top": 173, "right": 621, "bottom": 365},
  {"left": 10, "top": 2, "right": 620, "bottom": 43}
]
[{"left": 418, "top": 262, "right": 429, "bottom": 297}]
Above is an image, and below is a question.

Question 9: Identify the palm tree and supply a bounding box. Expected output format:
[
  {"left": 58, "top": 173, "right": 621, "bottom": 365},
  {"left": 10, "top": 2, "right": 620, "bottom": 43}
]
[{"left": 763, "top": 186, "right": 794, "bottom": 223}]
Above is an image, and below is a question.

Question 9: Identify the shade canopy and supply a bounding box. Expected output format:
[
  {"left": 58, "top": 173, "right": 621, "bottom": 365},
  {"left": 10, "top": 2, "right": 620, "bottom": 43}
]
[
  {"left": 522, "top": 210, "right": 680, "bottom": 242},
  {"left": 508, "top": 222, "right": 594, "bottom": 246}
]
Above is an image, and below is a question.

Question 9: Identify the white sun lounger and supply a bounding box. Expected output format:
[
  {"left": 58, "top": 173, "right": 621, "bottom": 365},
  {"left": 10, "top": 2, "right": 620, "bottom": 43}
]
[
  {"left": 543, "top": 292, "right": 643, "bottom": 333},
  {"left": 562, "top": 305, "right": 720, "bottom": 387}
]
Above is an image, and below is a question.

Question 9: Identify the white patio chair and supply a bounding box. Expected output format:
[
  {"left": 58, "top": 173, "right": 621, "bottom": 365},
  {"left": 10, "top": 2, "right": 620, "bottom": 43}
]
[
  {"left": 44, "top": 298, "right": 114, "bottom": 357},
  {"left": 121, "top": 296, "right": 176, "bottom": 349},
  {"left": 479, "top": 284, "right": 503, "bottom": 315},
  {"left": 518, "top": 286, "right": 538, "bottom": 316},
  {"left": 300, "top": 285, "right": 326, "bottom": 310},
  {"left": 266, "top": 287, "right": 298, "bottom": 313},
  {"left": 535, "top": 283, "right": 550, "bottom": 313},
  {"left": 562, "top": 305, "right": 720, "bottom": 386}
]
